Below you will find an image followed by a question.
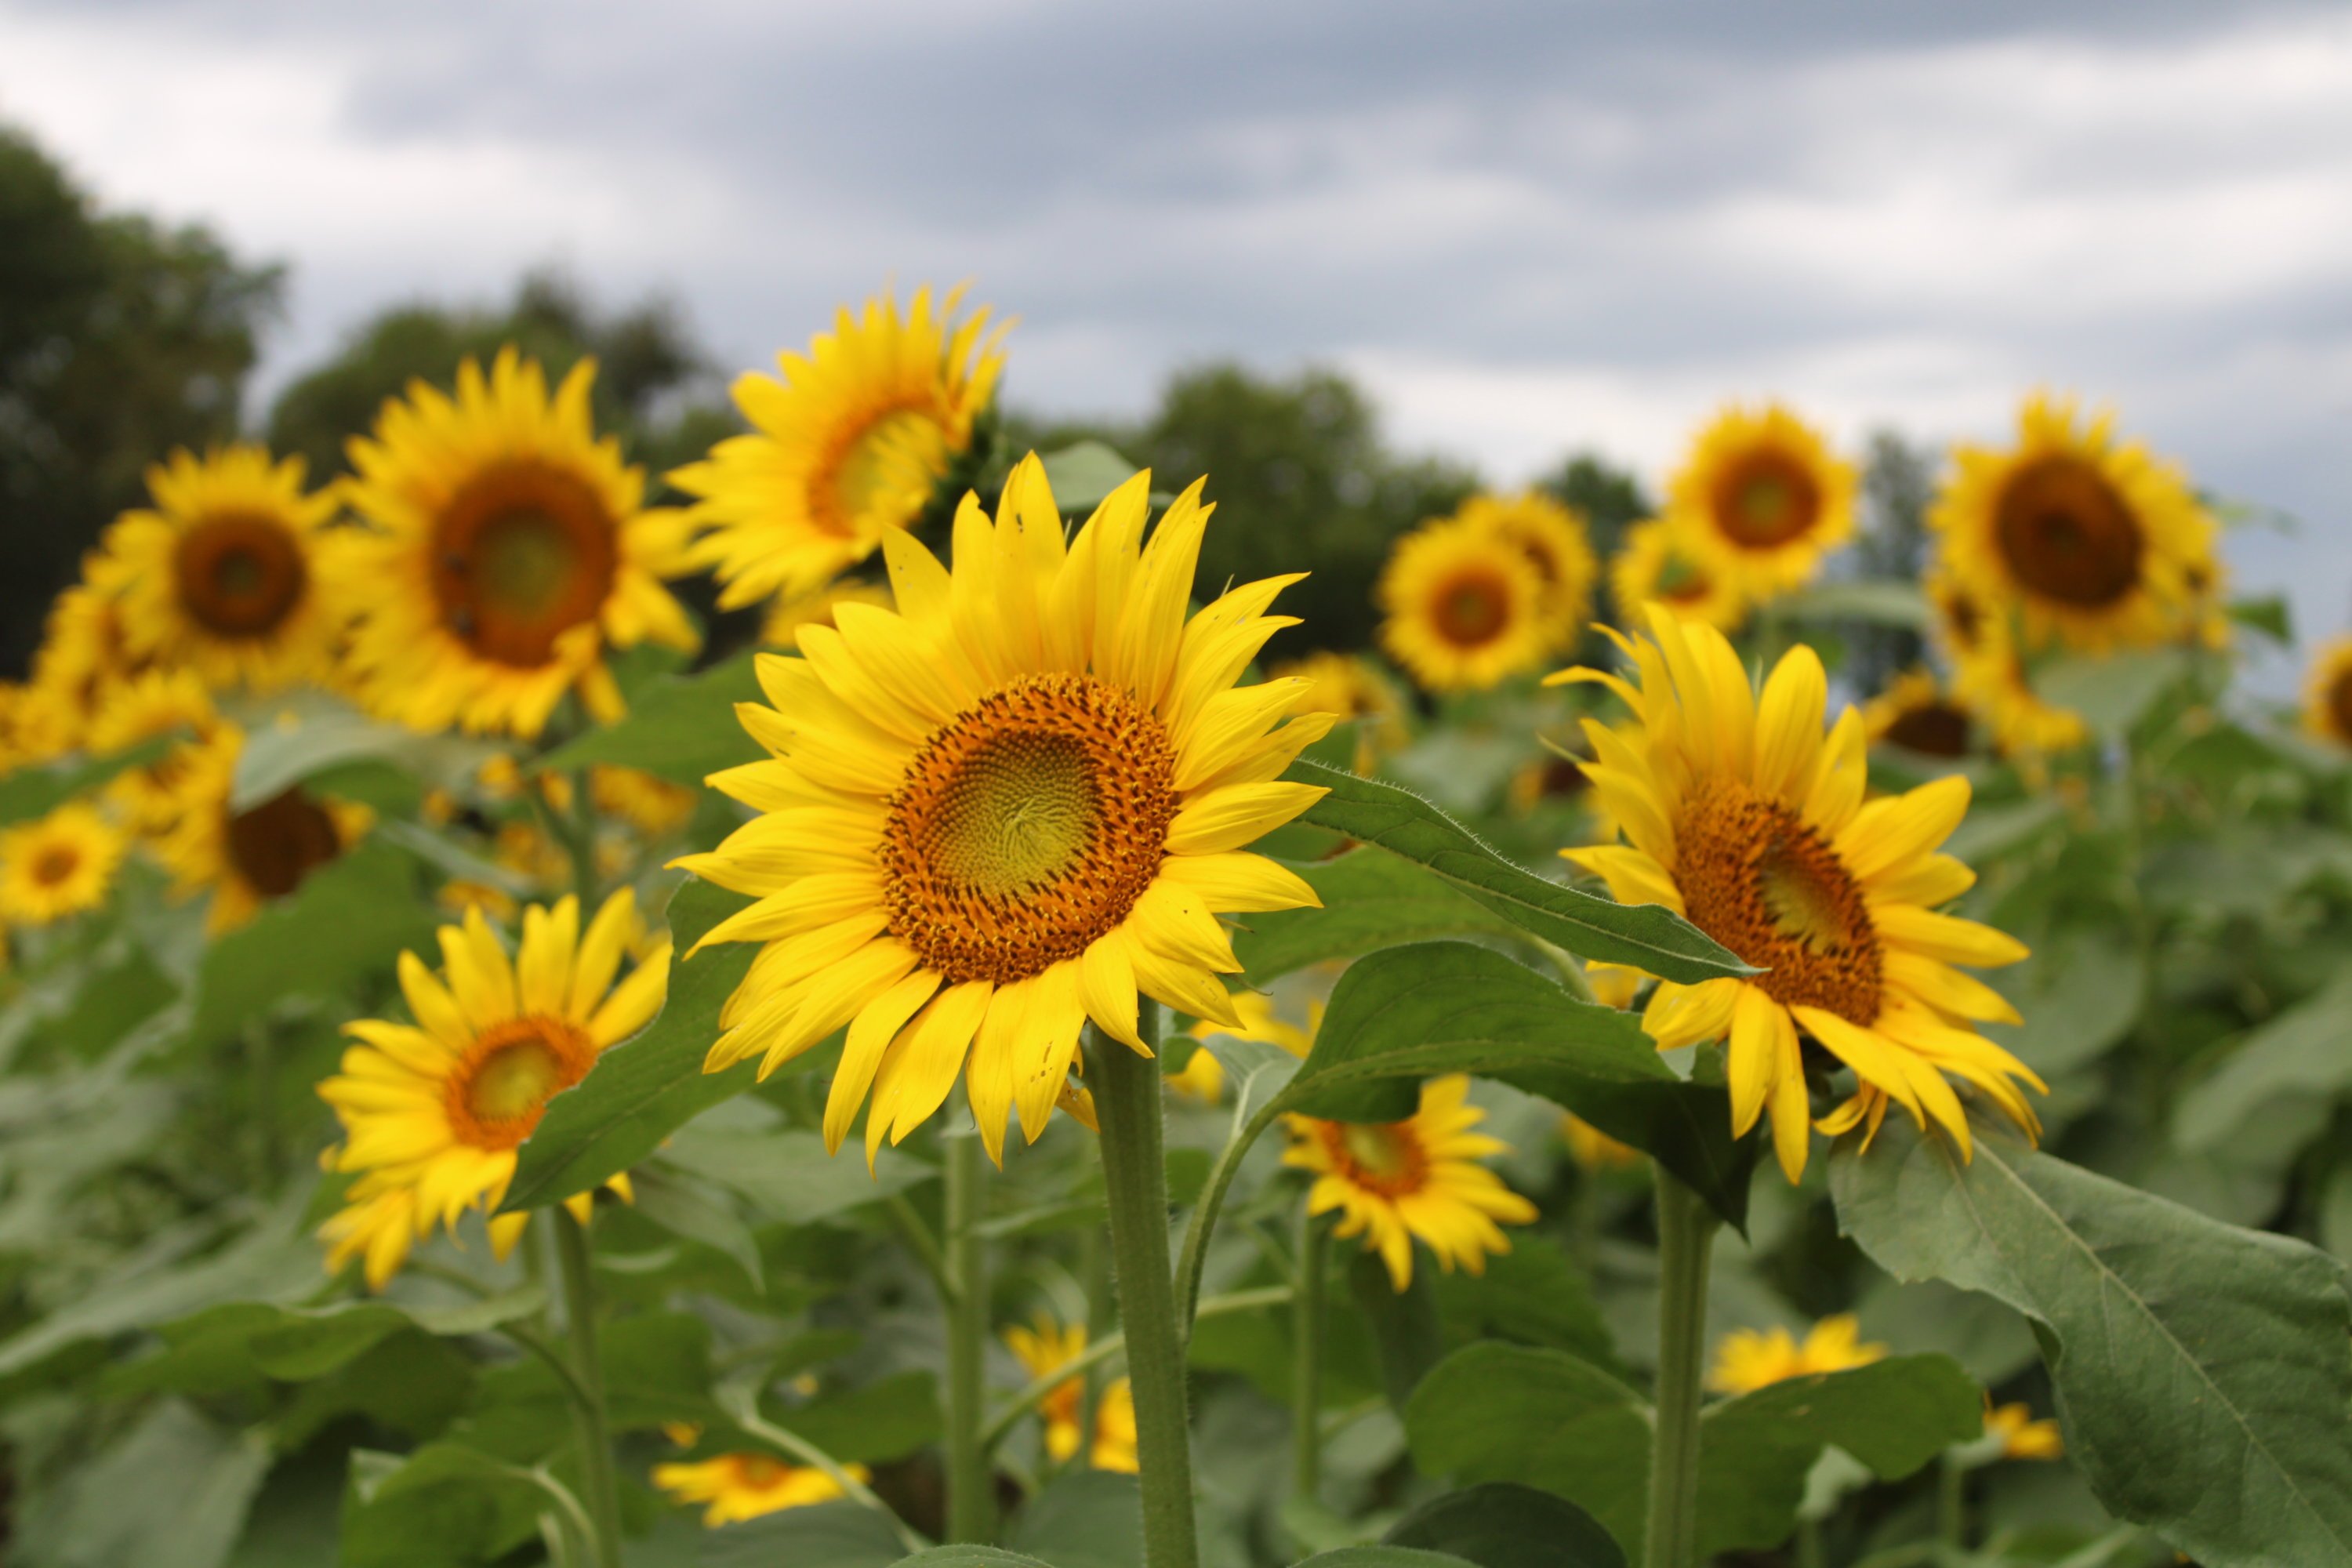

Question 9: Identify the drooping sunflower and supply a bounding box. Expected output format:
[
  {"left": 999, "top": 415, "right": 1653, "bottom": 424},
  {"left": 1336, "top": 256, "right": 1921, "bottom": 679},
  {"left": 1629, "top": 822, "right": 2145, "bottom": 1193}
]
[
  {"left": 1270, "top": 650, "right": 1409, "bottom": 775},
  {"left": 317, "top": 892, "right": 670, "bottom": 1289},
  {"left": 1930, "top": 393, "right": 2218, "bottom": 654},
  {"left": 82, "top": 445, "right": 342, "bottom": 693},
  {"left": 1283, "top": 1073, "right": 1537, "bottom": 1290},
  {"left": 1608, "top": 519, "right": 1747, "bottom": 632},
  {"left": 653, "top": 1449, "right": 866, "bottom": 1527},
  {"left": 673, "top": 287, "right": 1009, "bottom": 610},
  {"left": 1457, "top": 492, "right": 1597, "bottom": 651},
  {"left": 679, "top": 455, "right": 1330, "bottom": 1164},
  {"left": 1377, "top": 518, "right": 1552, "bottom": 692},
  {"left": 1708, "top": 1314, "right": 1885, "bottom": 1396},
  {"left": 85, "top": 668, "right": 220, "bottom": 834},
  {"left": 155, "top": 726, "right": 373, "bottom": 934},
  {"left": 336, "top": 350, "right": 699, "bottom": 739},
  {"left": 1863, "top": 669, "right": 1974, "bottom": 760},
  {"left": 0, "top": 802, "right": 127, "bottom": 927},
  {"left": 1552, "top": 608, "right": 2043, "bottom": 1181},
  {"left": 1666, "top": 404, "right": 1855, "bottom": 597},
  {"left": 1001, "top": 1314, "right": 1140, "bottom": 1472},
  {"left": 2302, "top": 637, "right": 2352, "bottom": 750}
]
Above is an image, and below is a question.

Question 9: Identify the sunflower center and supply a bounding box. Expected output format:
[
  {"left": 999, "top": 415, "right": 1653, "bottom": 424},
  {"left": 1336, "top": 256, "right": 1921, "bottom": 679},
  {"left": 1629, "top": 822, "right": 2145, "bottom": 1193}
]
[
  {"left": 1653, "top": 552, "right": 1714, "bottom": 603},
  {"left": 1713, "top": 451, "right": 1822, "bottom": 548},
  {"left": 1994, "top": 457, "right": 2142, "bottom": 608},
  {"left": 736, "top": 1455, "right": 788, "bottom": 1489},
  {"left": 446, "top": 1014, "right": 597, "bottom": 1150},
  {"left": 430, "top": 460, "right": 619, "bottom": 666},
  {"left": 1675, "top": 775, "right": 1882, "bottom": 1025},
  {"left": 173, "top": 512, "right": 308, "bottom": 638},
  {"left": 1433, "top": 570, "right": 1511, "bottom": 648},
  {"left": 880, "top": 673, "right": 1178, "bottom": 985},
  {"left": 226, "top": 788, "right": 343, "bottom": 899},
  {"left": 2332, "top": 669, "right": 2352, "bottom": 746},
  {"left": 1884, "top": 702, "right": 1972, "bottom": 758},
  {"left": 824, "top": 407, "right": 949, "bottom": 538},
  {"left": 1320, "top": 1118, "right": 1429, "bottom": 1198},
  {"left": 31, "top": 845, "right": 79, "bottom": 887}
]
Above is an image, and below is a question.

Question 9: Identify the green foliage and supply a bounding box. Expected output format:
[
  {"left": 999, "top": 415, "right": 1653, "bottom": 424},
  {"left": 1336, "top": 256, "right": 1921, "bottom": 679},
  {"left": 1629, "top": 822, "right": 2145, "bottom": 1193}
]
[
  {"left": 1385, "top": 1483, "right": 1626, "bottom": 1568},
  {"left": 702, "top": 1502, "right": 909, "bottom": 1567},
  {"left": 535, "top": 650, "right": 766, "bottom": 787}
]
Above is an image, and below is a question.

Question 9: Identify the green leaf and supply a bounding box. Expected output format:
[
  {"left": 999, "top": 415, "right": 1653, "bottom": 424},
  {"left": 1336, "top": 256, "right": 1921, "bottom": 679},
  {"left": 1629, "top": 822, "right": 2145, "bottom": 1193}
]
[
  {"left": 659, "top": 1126, "right": 933, "bottom": 1227},
  {"left": 1008, "top": 1471, "right": 1142, "bottom": 1568},
  {"left": 228, "top": 701, "right": 497, "bottom": 811},
  {"left": 1982, "top": 924, "right": 2146, "bottom": 1077},
  {"left": 342, "top": 1443, "right": 549, "bottom": 1568},
  {"left": 0, "top": 733, "right": 176, "bottom": 827},
  {"left": 2034, "top": 649, "right": 2194, "bottom": 738},
  {"left": 1231, "top": 848, "right": 1538, "bottom": 983},
  {"left": 780, "top": 1370, "right": 943, "bottom": 1464},
  {"left": 1281, "top": 761, "right": 1753, "bottom": 984},
  {"left": 1771, "top": 579, "right": 1929, "bottom": 628},
  {"left": 1831, "top": 1116, "right": 2352, "bottom": 1566},
  {"left": 461, "top": 1310, "right": 715, "bottom": 1458},
  {"left": 1037, "top": 440, "right": 1143, "bottom": 511},
  {"left": 2228, "top": 594, "right": 2294, "bottom": 644},
  {"left": 630, "top": 1168, "right": 764, "bottom": 1290},
  {"left": 1350, "top": 1247, "right": 1446, "bottom": 1410},
  {"left": 1294, "top": 1544, "right": 1485, "bottom": 1565},
  {"left": 13, "top": 1399, "right": 271, "bottom": 1568},
  {"left": 537, "top": 650, "right": 764, "bottom": 786},
  {"left": 702, "top": 1501, "right": 908, "bottom": 1567},
  {"left": 187, "top": 842, "right": 438, "bottom": 1050},
  {"left": 1428, "top": 1235, "right": 1624, "bottom": 1379},
  {"left": 891, "top": 1549, "right": 1057, "bottom": 1566},
  {"left": 503, "top": 879, "right": 761, "bottom": 1210},
  {"left": 2172, "top": 971, "right": 2352, "bottom": 1153},
  {"left": 1385, "top": 1483, "right": 1627, "bottom": 1568}
]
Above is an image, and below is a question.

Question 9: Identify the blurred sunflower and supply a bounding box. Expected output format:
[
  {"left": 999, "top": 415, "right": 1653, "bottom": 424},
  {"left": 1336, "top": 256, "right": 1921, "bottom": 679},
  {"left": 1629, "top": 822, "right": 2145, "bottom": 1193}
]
[
  {"left": 762, "top": 578, "right": 895, "bottom": 649},
  {"left": 1930, "top": 392, "right": 2217, "bottom": 654},
  {"left": 1984, "top": 1400, "right": 2064, "bottom": 1461},
  {"left": 679, "top": 456, "right": 1329, "bottom": 1164},
  {"left": 1559, "top": 1112, "right": 1642, "bottom": 1173},
  {"left": 82, "top": 445, "right": 341, "bottom": 693},
  {"left": 1283, "top": 1073, "right": 1537, "bottom": 1290},
  {"left": 1666, "top": 404, "right": 1854, "bottom": 597},
  {"left": 336, "top": 350, "right": 699, "bottom": 739},
  {"left": 1377, "top": 518, "right": 1551, "bottom": 692},
  {"left": 1457, "top": 492, "right": 1596, "bottom": 650},
  {"left": 673, "top": 286, "right": 1008, "bottom": 609},
  {"left": 1708, "top": 1314, "right": 1885, "bottom": 1396},
  {"left": 0, "top": 802, "right": 127, "bottom": 927},
  {"left": 1608, "top": 520, "right": 1746, "bottom": 632},
  {"left": 1001, "top": 1314, "right": 1140, "bottom": 1472},
  {"left": 1862, "top": 670, "right": 1974, "bottom": 760},
  {"left": 28, "top": 583, "right": 144, "bottom": 729},
  {"left": 1552, "top": 608, "right": 2042, "bottom": 1181},
  {"left": 155, "top": 726, "right": 372, "bottom": 934},
  {"left": 1924, "top": 568, "right": 2087, "bottom": 760},
  {"left": 0, "top": 681, "right": 85, "bottom": 775},
  {"left": 1270, "top": 650, "right": 1408, "bottom": 775},
  {"left": 317, "top": 892, "right": 669, "bottom": 1289},
  {"left": 85, "top": 668, "right": 219, "bottom": 834},
  {"left": 1508, "top": 748, "right": 1594, "bottom": 817},
  {"left": 2302, "top": 637, "right": 2352, "bottom": 750},
  {"left": 1171, "top": 989, "right": 1317, "bottom": 1104},
  {"left": 589, "top": 764, "right": 696, "bottom": 838},
  {"left": 653, "top": 1449, "right": 866, "bottom": 1527}
]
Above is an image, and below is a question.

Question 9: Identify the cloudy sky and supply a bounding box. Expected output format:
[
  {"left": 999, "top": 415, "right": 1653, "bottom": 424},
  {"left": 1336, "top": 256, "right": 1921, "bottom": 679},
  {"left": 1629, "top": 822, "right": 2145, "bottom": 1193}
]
[{"left": 5, "top": 0, "right": 2348, "bottom": 659}]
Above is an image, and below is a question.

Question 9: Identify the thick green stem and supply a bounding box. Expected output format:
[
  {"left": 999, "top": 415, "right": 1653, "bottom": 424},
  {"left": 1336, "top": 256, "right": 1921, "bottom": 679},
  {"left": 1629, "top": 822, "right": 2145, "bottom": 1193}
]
[
  {"left": 1795, "top": 1515, "right": 1824, "bottom": 1568},
  {"left": 551, "top": 1207, "right": 625, "bottom": 1568},
  {"left": 1087, "top": 1008, "right": 1200, "bottom": 1568},
  {"left": 1291, "top": 1208, "right": 1329, "bottom": 1504},
  {"left": 943, "top": 1125, "right": 994, "bottom": 1543},
  {"left": 1938, "top": 1454, "right": 1966, "bottom": 1548},
  {"left": 1642, "top": 1172, "right": 1719, "bottom": 1568}
]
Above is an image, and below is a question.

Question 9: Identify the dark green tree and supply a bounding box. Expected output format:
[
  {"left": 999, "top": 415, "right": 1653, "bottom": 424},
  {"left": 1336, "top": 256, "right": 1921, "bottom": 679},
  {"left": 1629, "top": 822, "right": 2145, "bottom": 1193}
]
[
  {"left": 1842, "top": 429, "right": 1937, "bottom": 694},
  {"left": 1536, "top": 451, "right": 1653, "bottom": 571},
  {"left": 0, "top": 125, "right": 281, "bottom": 677}
]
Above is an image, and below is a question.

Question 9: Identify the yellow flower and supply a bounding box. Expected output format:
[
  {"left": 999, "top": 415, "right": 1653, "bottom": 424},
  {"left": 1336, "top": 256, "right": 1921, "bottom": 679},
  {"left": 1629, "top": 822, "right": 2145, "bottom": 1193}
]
[
  {"left": 673, "top": 286, "right": 1009, "bottom": 609},
  {"left": 154, "top": 725, "right": 373, "bottom": 934},
  {"left": 1271, "top": 651, "right": 1409, "bottom": 774},
  {"left": 1001, "top": 1314, "right": 1139, "bottom": 1472},
  {"left": 0, "top": 802, "right": 127, "bottom": 927},
  {"left": 589, "top": 765, "right": 696, "bottom": 838},
  {"left": 1283, "top": 1074, "right": 1537, "bottom": 1290},
  {"left": 1862, "top": 670, "right": 1974, "bottom": 760},
  {"left": 653, "top": 1450, "right": 867, "bottom": 1526},
  {"left": 82, "top": 445, "right": 342, "bottom": 693},
  {"left": 1929, "top": 392, "right": 2218, "bottom": 655},
  {"left": 1583, "top": 962, "right": 1643, "bottom": 1011},
  {"left": 1377, "top": 517, "right": 1552, "bottom": 692},
  {"left": 1666, "top": 404, "right": 1855, "bottom": 598},
  {"left": 1559, "top": 1112, "right": 1642, "bottom": 1172},
  {"left": 1552, "top": 608, "right": 2044, "bottom": 1181},
  {"left": 763, "top": 578, "right": 895, "bottom": 649},
  {"left": 1708, "top": 1315, "right": 1886, "bottom": 1396},
  {"left": 1984, "top": 1399, "right": 2064, "bottom": 1461},
  {"left": 680, "top": 455, "right": 1330, "bottom": 1164},
  {"left": 0, "top": 681, "right": 85, "bottom": 775},
  {"left": 318, "top": 891, "right": 668, "bottom": 1289},
  {"left": 336, "top": 349, "right": 699, "bottom": 739},
  {"left": 85, "top": 668, "right": 220, "bottom": 834},
  {"left": 27, "top": 584, "right": 145, "bottom": 738},
  {"left": 1171, "top": 991, "right": 1319, "bottom": 1104},
  {"left": 1608, "top": 519, "right": 1747, "bottom": 633},
  {"left": 2302, "top": 637, "right": 2352, "bottom": 750},
  {"left": 1927, "top": 569, "right": 2089, "bottom": 761},
  {"left": 1457, "top": 492, "right": 1597, "bottom": 651}
]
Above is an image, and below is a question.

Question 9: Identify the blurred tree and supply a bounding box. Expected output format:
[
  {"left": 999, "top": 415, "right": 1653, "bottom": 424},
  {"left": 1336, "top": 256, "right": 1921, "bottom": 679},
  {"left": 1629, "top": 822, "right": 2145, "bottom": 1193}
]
[
  {"left": 1537, "top": 451, "right": 1653, "bottom": 577},
  {"left": 1842, "top": 429, "right": 1936, "bottom": 694},
  {"left": 0, "top": 124, "right": 282, "bottom": 678}
]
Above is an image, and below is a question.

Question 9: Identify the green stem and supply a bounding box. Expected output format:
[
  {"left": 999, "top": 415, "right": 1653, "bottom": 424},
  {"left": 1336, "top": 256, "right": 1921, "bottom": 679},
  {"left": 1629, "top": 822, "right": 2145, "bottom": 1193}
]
[
  {"left": 727, "top": 1399, "right": 929, "bottom": 1555},
  {"left": 551, "top": 1207, "right": 625, "bottom": 1568},
  {"left": 1795, "top": 1515, "right": 1825, "bottom": 1568},
  {"left": 1642, "top": 1172, "right": 1719, "bottom": 1568},
  {"left": 1937, "top": 1454, "right": 1965, "bottom": 1549},
  {"left": 943, "top": 1124, "right": 993, "bottom": 1542},
  {"left": 1087, "top": 1008, "right": 1200, "bottom": 1568},
  {"left": 1291, "top": 1208, "right": 1329, "bottom": 1504},
  {"left": 1078, "top": 1219, "right": 1109, "bottom": 1463}
]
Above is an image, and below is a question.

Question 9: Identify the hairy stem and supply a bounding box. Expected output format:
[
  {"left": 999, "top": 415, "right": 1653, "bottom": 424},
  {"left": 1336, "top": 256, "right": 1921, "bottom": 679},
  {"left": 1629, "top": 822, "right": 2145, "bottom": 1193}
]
[
  {"left": 943, "top": 1124, "right": 994, "bottom": 1542},
  {"left": 1642, "top": 1172, "right": 1719, "bottom": 1568},
  {"left": 550, "top": 1207, "right": 625, "bottom": 1568},
  {"left": 1292, "top": 1207, "right": 1330, "bottom": 1504}
]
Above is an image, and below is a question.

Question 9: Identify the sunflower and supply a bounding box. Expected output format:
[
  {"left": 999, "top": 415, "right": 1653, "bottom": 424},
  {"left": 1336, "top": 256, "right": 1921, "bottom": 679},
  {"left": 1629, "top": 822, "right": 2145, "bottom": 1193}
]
[
  {"left": 1984, "top": 1400, "right": 2064, "bottom": 1461},
  {"left": 1863, "top": 670, "right": 1974, "bottom": 760},
  {"left": 653, "top": 1450, "right": 866, "bottom": 1527},
  {"left": 1377, "top": 518, "right": 1552, "bottom": 692},
  {"left": 763, "top": 578, "right": 895, "bottom": 649},
  {"left": 1924, "top": 568, "right": 2085, "bottom": 760},
  {"left": 85, "top": 668, "right": 220, "bottom": 833},
  {"left": 336, "top": 350, "right": 699, "bottom": 739},
  {"left": 1931, "top": 393, "right": 2217, "bottom": 654},
  {"left": 1708, "top": 1314, "right": 1885, "bottom": 1396},
  {"left": 317, "top": 891, "right": 670, "bottom": 1289},
  {"left": 1551, "top": 608, "right": 2043, "bottom": 1181},
  {"left": 0, "top": 681, "right": 83, "bottom": 775},
  {"left": 1171, "top": 991, "right": 1317, "bottom": 1104},
  {"left": 679, "top": 454, "right": 1330, "bottom": 1164},
  {"left": 1283, "top": 1073, "right": 1537, "bottom": 1290},
  {"left": 1608, "top": 520, "right": 1747, "bottom": 632},
  {"left": 1457, "top": 492, "right": 1596, "bottom": 650},
  {"left": 155, "top": 726, "right": 373, "bottom": 934},
  {"left": 1666, "top": 404, "right": 1855, "bottom": 597},
  {"left": 0, "top": 802, "right": 127, "bottom": 927},
  {"left": 673, "top": 287, "right": 1009, "bottom": 610},
  {"left": 1559, "top": 1112, "right": 1642, "bottom": 1173},
  {"left": 1271, "top": 651, "right": 1409, "bottom": 774},
  {"left": 588, "top": 764, "right": 696, "bottom": 838},
  {"left": 1001, "top": 1314, "right": 1140, "bottom": 1472},
  {"left": 2302, "top": 637, "right": 2352, "bottom": 750}
]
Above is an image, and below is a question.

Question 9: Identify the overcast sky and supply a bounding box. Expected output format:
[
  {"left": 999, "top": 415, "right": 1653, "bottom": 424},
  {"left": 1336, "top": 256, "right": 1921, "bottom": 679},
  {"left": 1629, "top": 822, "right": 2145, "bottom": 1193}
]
[{"left": 5, "top": 0, "right": 2348, "bottom": 666}]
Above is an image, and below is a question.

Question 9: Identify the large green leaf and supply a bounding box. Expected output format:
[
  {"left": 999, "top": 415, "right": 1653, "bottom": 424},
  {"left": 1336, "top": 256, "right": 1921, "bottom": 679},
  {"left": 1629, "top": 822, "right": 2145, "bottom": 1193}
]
[
  {"left": 537, "top": 650, "right": 764, "bottom": 786},
  {"left": 2172, "top": 971, "right": 2352, "bottom": 1154},
  {"left": 1297, "top": 1552, "right": 1483, "bottom": 1567},
  {"left": 341, "top": 1442, "right": 550, "bottom": 1568},
  {"left": 1983, "top": 924, "right": 2146, "bottom": 1077},
  {"left": 13, "top": 1399, "right": 272, "bottom": 1568},
  {"left": 503, "top": 879, "right": 761, "bottom": 1210},
  {"left": 775, "top": 1370, "right": 942, "bottom": 1465},
  {"left": 891, "top": 1550, "right": 1057, "bottom": 1566},
  {"left": 1036, "top": 441, "right": 1143, "bottom": 511},
  {"left": 660, "top": 1125, "right": 933, "bottom": 1226},
  {"left": 1384, "top": 1483, "right": 1626, "bottom": 1568},
  {"left": 1280, "top": 761, "right": 1752, "bottom": 984},
  {"left": 114, "top": 1288, "right": 542, "bottom": 1392},
  {"left": 228, "top": 701, "right": 497, "bottom": 811},
  {"left": 1231, "top": 848, "right": 1537, "bottom": 982},
  {"left": 1427, "top": 1235, "right": 1624, "bottom": 1379},
  {"left": 1771, "top": 579, "right": 1929, "bottom": 629},
  {"left": 1831, "top": 1117, "right": 2352, "bottom": 1566},
  {"left": 2035, "top": 648, "right": 2196, "bottom": 738},
  {"left": 1009, "top": 1471, "right": 1142, "bottom": 1568},
  {"left": 702, "top": 1501, "right": 909, "bottom": 1567}
]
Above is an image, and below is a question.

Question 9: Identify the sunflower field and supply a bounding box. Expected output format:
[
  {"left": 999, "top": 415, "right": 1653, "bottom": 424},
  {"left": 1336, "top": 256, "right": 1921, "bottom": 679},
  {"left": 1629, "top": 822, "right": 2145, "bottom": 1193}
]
[{"left": 1, "top": 285, "right": 2349, "bottom": 1568}]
